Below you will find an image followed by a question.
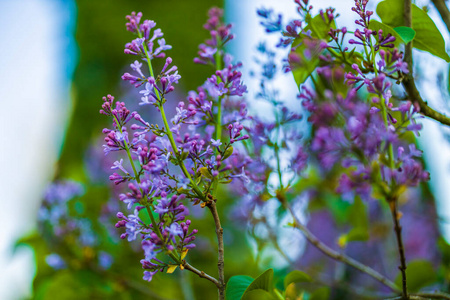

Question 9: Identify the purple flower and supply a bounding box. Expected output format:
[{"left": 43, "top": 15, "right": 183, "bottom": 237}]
[
  {"left": 143, "top": 270, "right": 158, "bottom": 282},
  {"left": 142, "top": 240, "right": 158, "bottom": 261},
  {"left": 210, "top": 139, "right": 222, "bottom": 147},
  {"left": 125, "top": 12, "right": 143, "bottom": 33},
  {"left": 217, "top": 82, "right": 228, "bottom": 96},
  {"left": 257, "top": 7, "right": 283, "bottom": 33},
  {"left": 124, "top": 209, "right": 143, "bottom": 241},
  {"left": 166, "top": 223, "right": 183, "bottom": 238},
  {"left": 131, "top": 60, "right": 144, "bottom": 75},
  {"left": 154, "top": 197, "right": 170, "bottom": 215},
  {"left": 229, "top": 167, "right": 250, "bottom": 184},
  {"left": 45, "top": 253, "right": 66, "bottom": 270},
  {"left": 111, "top": 159, "right": 129, "bottom": 174},
  {"left": 98, "top": 251, "right": 113, "bottom": 270}
]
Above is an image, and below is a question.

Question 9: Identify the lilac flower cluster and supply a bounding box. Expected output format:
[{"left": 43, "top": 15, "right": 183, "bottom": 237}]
[
  {"left": 227, "top": 0, "right": 430, "bottom": 275},
  {"left": 100, "top": 9, "right": 248, "bottom": 282},
  {"left": 295, "top": 0, "right": 429, "bottom": 202},
  {"left": 194, "top": 8, "right": 234, "bottom": 66},
  {"left": 257, "top": 8, "right": 282, "bottom": 33},
  {"left": 38, "top": 181, "right": 112, "bottom": 270},
  {"left": 38, "top": 180, "right": 85, "bottom": 238}
]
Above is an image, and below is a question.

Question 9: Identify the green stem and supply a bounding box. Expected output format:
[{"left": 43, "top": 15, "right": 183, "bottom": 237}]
[
  {"left": 216, "top": 99, "right": 223, "bottom": 142},
  {"left": 113, "top": 116, "right": 175, "bottom": 258},
  {"left": 273, "top": 109, "right": 284, "bottom": 191},
  {"left": 274, "top": 144, "right": 284, "bottom": 190},
  {"left": 159, "top": 104, "right": 203, "bottom": 197},
  {"left": 114, "top": 116, "right": 140, "bottom": 183},
  {"left": 370, "top": 40, "right": 395, "bottom": 172},
  {"left": 379, "top": 99, "right": 395, "bottom": 171},
  {"left": 215, "top": 44, "right": 223, "bottom": 144},
  {"left": 137, "top": 30, "right": 204, "bottom": 200}
]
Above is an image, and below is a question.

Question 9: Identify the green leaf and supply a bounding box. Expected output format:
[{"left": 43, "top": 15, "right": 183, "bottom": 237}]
[
  {"left": 377, "top": 0, "right": 450, "bottom": 61},
  {"left": 368, "top": 20, "right": 403, "bottom": 47},
  {"left": 394, "top": 260, "right": 437, "bottom": 292},
  {"left": 291, "top": 41, "right": 321, "bottom": 86},
  {"left": 304, "top": 14, "right": 336, "bottom": 40},
  {"left": 326, "top": 195, "right": 351, "bottom": 224},
  {"left": 310, "top": 287, "right": 330, "bottom": 300},
  {"left": 243, "top": 269, "right": 273, "bottom": 294},
  {"left": 394, "top": 26, "right": 416, "bottom": 44},
  {"left": 241, "top": 269, "right": 274, "bottom": 300},
  {"left": 223, "top": 146, "right": 234, "bottom": 160},
  {"left": 411, "top": 5, "right": 450, "bottom": 62},
  {"left": 340, "top": 197, "right": 369, "bottom": 245},
  {"left": 291, "top": 13, "right": 335, "bottom": 87},
  {"left": 180, "top": 150, "right": 189, "bottom": 161},
  {"left": 199, "top": 167, "right": 212, "bottom": 179},
  {"left": 376, "top": 0, "right": 404, "bottom": 27},
  {"left": 226, "top": 275, "right": 254, "bottom": 300},
  {"left": 349, "top": 197, "right": 369, "bottom": 240},
  {"left": 242, "top": 290, "right": 275, "bottom": 300},
  {"left": 283, "top": 270, "right": 311, "bottom": 288}
]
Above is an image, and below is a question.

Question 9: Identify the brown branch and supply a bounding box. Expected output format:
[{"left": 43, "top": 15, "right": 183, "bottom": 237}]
[
  {"left": 386, "top": 292, "right": 450, "bottom": 300},
  {"left": 431, "top": 0, "right": 450, "bottom": 33},
  {"left": 415, "top": 292, "right": 450, "bottom": 299},
  {"left": 402, "top": 77, "right": 450, "bottom": 126},
  {"left": 401, "top": 0, "right": 450, "bottom": 126},
  {"left": 385, "top": 296, "right": 427, "bottom": 300},
  {"left": 207, "top": 200, "right": 226, "bottom": 300},
  {"left": 183, "top": 262, "right": 220, "bottom": 288},
  {"left": 284, "top": 203, "right": 401, "bottom": 292},
  {"left": 389, "top": 199, "right": 408, "bottom": 299}
]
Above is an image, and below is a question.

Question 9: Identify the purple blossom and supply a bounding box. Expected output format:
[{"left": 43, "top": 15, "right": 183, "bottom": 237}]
[
  {"left": 142, "top": 240, "right": 158, "bottom": 261},
  {"left": 257, "top": 7, "right": 283, "bottom": 33},
  {"left": 229, "top": 167, "right": 250, "bottom": 184},
  {"left": 143, "top": 270, "right": 158, "bottom": 282},
  {"left": 166, "top": 223, "right": 183, "bottom": 238},
  {"left": 211, "top": 139, "right": 222, "bottom": 147},
  {"left": 45, "top": 253, "right": 66, "bottom": 270}
]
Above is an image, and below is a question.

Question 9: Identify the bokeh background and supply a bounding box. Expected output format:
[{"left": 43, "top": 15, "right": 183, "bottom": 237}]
[{"left": 2, "top": 0, "right": 450, "bottom": 299}]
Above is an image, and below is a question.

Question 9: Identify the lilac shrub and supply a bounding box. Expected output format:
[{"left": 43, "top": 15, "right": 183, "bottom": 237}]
[{"left": 31, "top": 0, "right": 450, "bottom": 299}]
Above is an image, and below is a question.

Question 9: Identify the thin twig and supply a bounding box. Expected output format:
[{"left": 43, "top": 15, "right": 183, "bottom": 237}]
[
  {"left": 415, "top": 292, "right": 450, "bottom": 299},
  {"left": 386, "top": 292, "right": 450, "bottom": 300},
  {"left": 284, "top": 203, "right": 400, "bottom": 292},
  {"left": 389, "top": 199, "right": 408, "bottom": 299},
  {"left": 402, "top": 73, "right": 450, "bottom": 126},
  {"left": 183, "top": 262, "right": 220, "bottom": 288},
  {"left": 385, "top": 296, "right": 427, "bottom": 300},
  {"left": 401, "top": 0, "right": 450, "bottom": 126},
  {"left": 262, "top": 217, "right": 396, "bottom": 299},
  {"left": 431, "top": 0, "right": 450, "bottom": 33},
  {"left": 260, "top": 217, "right": 295, "bottom": 264},
  {"left": 207, "top": 201, "right": 226, "bottom": 300}
]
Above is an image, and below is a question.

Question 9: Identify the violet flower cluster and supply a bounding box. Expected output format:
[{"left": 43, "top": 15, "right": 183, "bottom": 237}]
[
  {"left": 261, "top": 0, "right": 430, "bottom": 203},
  {"left": 100, "top": 9, "right": 248, "bottom": 282},
  {"left": 228, "top": 0, "right": 430, "bottom": 270},
  {"left": 38, "top": 181, "right": 113, "bottom": 270},
  {"left": 312, "top": 0, "right": 428, "bottom": 201}
]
